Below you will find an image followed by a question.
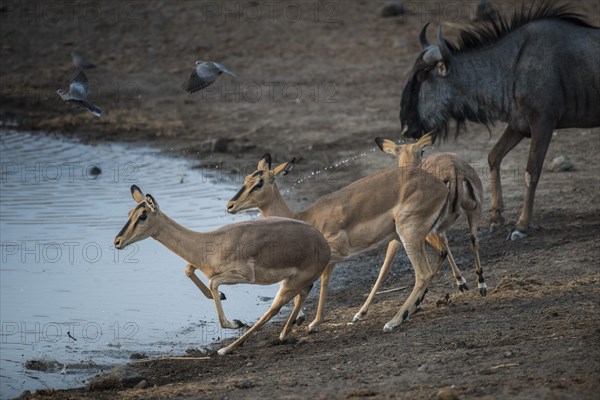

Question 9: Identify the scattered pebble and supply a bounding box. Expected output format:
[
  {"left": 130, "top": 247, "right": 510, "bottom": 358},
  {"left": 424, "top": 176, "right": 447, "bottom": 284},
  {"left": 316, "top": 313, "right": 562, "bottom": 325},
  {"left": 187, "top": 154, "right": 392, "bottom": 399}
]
[
  {"left": 87, "top": 365, "right": 145, "bottom": 391},
  {"left": 235, "top": 380, "right": 255, "bottom": 389},
  {"left": 381, "top": 1, "right": 404, "bottom": 17},
  {"left": 134, "top": 379, "right": 148, "bottom": 389},
  {"left": 547, "top": 156, "right": 575, "bottom": 172},
  {"left": 129, "top": 352, "right": 148, "bottom": 360},
  {"left": 438, "top": 387, "right": 460, "bottom": 400}
]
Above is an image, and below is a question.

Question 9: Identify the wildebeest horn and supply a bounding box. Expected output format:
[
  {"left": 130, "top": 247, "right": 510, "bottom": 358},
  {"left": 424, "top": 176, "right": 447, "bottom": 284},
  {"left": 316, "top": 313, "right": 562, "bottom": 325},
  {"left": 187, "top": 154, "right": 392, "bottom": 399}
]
[
  {"left": 422, "top": 46, "right": 442, "bottom": 65},
  {"left": 437, "top": 26, "right": 453, "bottom": 61},
  {"left": 419, "top": 22, "right": 432, "bottom": 49}
]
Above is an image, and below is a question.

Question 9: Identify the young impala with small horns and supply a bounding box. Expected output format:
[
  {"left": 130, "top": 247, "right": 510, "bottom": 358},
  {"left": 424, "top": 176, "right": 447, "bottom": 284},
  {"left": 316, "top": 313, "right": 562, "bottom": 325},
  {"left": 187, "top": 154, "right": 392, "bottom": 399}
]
[
  {"left": 227, "top": 154, "right": 453, "bottom": 332},
  {"left": 114, "top": 185, "right": 331, "bottom": 355},
  {"left": 352, "top": 132, "right": 487, "bottom": 321}
]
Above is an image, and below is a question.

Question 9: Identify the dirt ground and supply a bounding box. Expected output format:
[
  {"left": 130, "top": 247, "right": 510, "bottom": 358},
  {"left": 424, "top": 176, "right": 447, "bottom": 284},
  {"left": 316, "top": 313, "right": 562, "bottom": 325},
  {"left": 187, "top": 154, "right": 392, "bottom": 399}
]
[{"left": 2, "top": 1, "right": 599, "bottom": 399}]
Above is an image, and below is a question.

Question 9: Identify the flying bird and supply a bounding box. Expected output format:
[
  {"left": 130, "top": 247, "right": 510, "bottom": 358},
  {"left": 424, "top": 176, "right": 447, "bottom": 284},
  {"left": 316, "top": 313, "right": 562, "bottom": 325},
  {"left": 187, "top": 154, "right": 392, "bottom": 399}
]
[
  {"left": 71, "top": 51, "right": 96, "bottom": 69},
  {"left": 57, "top": 70, "right": 103, "bottom": 117},
  {"left": 181, "top": 61, "right": 238, "bottom": 93}
]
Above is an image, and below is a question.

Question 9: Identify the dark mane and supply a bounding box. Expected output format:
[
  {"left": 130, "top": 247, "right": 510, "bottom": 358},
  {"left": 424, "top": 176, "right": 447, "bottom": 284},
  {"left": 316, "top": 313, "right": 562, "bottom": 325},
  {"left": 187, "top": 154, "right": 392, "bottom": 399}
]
[{"left": 447, "top": 0, "right": 596, "bottom": 54}]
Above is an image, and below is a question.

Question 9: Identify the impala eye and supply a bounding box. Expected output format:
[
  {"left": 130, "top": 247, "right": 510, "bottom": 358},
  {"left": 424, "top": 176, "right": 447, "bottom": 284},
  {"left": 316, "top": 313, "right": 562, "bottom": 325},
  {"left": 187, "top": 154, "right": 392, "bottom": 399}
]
[
  {"left": 250, "top": 179, "right": 264, "bottom": 192},
  {"left": 139, "top": 212, "right": 147, "bottom": 221}
]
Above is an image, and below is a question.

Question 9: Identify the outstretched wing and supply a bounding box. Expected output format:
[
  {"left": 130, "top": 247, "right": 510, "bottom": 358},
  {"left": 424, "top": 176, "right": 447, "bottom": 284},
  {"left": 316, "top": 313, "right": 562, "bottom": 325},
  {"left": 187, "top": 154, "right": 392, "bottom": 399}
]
[
  {"left": 213, "top": 62, "right": 238, "bottom": 78},
  {"left": 181, "top": 68, "right": 217, "bottom": 93}
]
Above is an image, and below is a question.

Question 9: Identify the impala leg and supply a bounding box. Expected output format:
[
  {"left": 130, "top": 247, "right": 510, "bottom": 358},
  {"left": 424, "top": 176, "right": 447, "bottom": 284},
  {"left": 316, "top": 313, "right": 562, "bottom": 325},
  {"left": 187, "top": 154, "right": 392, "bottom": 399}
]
[
  {"left": 353, "top": 240, "right": 402, "bottom": 322},
  {"left": 218, "top": 286, "right": 297, "bottom": 356},
  {"left": 488, "top": 126, "right": 524, "bottom": 230},
  {"left": 280, "top": 284, "right": 312, "bottom": 342},
  {"left": 209, "top": 272, "right": 250, "bottom": 330},
  {"left": 466, "top": 212, "right": 487, "bottom": 295},
  {"left": 308, "top": 262, "right": 336, "bottom": 332},
  {"left": 383, "top": 239, "right": 433, "bottom": 332},
  {"left": 426, "top": 233, "right": 467, "bottom": 291},
  {"left": 511, "top": 121, "right": 554, "bottom": 239},
  {"left": 185, "top": 264, "right": 226, "bottom": 300}
]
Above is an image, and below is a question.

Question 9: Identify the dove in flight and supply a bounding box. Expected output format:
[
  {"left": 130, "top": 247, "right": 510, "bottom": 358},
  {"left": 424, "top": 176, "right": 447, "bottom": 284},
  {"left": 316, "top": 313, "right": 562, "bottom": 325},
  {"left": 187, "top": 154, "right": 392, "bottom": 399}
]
[
  {"left": 57, "top": 70, "right": 102, "bottom": 117},
  {"left": 181, "top": 61, "right": 238, "bottom": 93}
]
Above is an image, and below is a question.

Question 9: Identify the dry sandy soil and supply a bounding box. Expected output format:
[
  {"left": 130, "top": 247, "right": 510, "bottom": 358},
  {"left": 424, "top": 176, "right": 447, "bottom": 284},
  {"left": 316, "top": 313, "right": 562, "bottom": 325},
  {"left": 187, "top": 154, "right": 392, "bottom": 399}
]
[{"left": 2, "top": 1, "right": 599, "bottom": 399}]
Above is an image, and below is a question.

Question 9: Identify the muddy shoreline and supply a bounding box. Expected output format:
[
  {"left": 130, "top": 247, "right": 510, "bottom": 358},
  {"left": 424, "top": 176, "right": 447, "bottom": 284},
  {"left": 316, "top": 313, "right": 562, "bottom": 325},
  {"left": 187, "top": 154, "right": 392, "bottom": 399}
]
[{"left": 2, "top": 1, "right": 600, "bottom": 399}]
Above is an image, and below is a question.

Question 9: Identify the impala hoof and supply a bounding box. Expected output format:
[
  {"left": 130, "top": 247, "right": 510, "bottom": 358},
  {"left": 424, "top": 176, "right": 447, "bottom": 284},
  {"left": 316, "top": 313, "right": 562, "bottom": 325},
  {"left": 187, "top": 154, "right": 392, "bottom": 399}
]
[
  {"left": 508, "top": 229, "right": 528, "bottom": 240},
  {"left": 383, "top": 322, "right": 395, "bottom": 332},
  {"left": 219, "top": 292, "right": 226, "bottom": 300},
  {"left": 233, "top": 319, "right": 246, "bottom": 329},
  {"left": 308, "top": 323, "right": 320, "bottom": 333},
  {"left": 478, "top": 282, "right": 488, "bottom": 296},
  {"left": 457, "top": 277, "right": 469, "bottom": 292},
  {"left": 217, "top": 347, "right": 230, "bottom": 356},
  {"left": 295, "top": 314, "right": 305, "bottom": 326},
  {"left": 352, "top": 313, "right": 363, "bottom": 323}
]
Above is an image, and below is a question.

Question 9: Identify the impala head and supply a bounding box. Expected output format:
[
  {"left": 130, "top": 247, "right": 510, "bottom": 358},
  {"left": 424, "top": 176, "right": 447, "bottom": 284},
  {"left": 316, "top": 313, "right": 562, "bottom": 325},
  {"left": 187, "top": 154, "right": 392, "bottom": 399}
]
[
  {"left": 375, "top": 130, "right": 437, "bottom": 167},
  {"left": 226, "top": 154, "right": 294, "bottom": 214},
  {"left": 114, "top": 185, "right": 161, "bottom": 250}
]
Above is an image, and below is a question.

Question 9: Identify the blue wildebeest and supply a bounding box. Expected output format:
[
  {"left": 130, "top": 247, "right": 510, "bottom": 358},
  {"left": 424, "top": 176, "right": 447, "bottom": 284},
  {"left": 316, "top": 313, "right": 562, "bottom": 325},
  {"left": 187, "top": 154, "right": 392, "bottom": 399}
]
[{"left": 399, "top": 1, "right": 600, "bottom": 239}]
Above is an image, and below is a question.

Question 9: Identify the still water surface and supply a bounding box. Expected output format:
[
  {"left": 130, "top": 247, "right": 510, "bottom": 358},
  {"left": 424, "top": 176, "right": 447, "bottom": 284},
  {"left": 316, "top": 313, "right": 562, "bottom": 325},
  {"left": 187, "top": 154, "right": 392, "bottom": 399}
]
[{"left": 0, "top": 131, "right": 279, "bottom": 398}]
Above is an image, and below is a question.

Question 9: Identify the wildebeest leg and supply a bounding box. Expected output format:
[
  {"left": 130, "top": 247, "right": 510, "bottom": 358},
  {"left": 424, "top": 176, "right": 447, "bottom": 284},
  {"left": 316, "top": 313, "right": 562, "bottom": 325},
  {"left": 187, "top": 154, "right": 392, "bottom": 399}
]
[
  {"left": 488, "top": 126, "right": 524, "bottom": 230},
  {"left": 511, "top": 120, "right": 554, "bottom": 240}
]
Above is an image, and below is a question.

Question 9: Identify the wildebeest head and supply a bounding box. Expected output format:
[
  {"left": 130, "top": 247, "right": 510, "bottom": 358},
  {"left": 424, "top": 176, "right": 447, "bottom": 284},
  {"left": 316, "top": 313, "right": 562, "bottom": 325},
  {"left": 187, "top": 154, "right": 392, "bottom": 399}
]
[{"left": 400, "top": 22, "right": 456, "bottom": 139}]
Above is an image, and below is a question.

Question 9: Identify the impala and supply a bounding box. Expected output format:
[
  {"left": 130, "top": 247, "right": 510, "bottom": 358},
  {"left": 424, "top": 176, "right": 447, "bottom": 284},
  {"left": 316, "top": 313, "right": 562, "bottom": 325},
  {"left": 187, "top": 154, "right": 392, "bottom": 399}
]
[
  {"left": 227, "top": 154, "right": 453, "bottom": 332},
  {"left": 354, "top": 132, "right": 487, "bottom": 321},
  {"left": 114, "top": 185, "right": 331, "bottom": 354}
]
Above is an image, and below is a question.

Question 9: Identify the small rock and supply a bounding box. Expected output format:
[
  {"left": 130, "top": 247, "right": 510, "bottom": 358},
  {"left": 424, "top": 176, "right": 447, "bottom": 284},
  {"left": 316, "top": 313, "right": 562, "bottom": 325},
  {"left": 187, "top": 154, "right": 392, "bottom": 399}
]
[
  {"left": 185, "top": 347, "right": 207, "bottom": 357},
  {"left": 381, "top": 1, "right": 404, "bottom": 17},
  {"left": 88, "top": 166, "right": 102, "bottom": 176},
  {"left": 134, "top": 379, "right": 148, "bottom": 389},
  {"left": 87, "top": 365, "right": 145, "bottom": 391},
  {"left": 417, "top": 364, "right": 427, "bottom": 372},
  {"left": 25, "top": 359, "right": 61, "bottom": 372},
  {"left": 438, "top": 387, "right": 460, "bottom": 400},
  {"left": 129, "top": 352, "right": 148, "bottom": 360},
  {"left": 547, "top": 156, "right": 575, "bottom": 172},
  {"left": 235, "top": 379, "right": 254, "bottom": 389}
]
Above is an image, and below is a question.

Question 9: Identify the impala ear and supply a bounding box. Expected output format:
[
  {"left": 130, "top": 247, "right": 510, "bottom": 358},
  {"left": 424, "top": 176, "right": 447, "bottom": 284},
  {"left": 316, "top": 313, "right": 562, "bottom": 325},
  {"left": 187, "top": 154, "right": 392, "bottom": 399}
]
[
  {"left": 415, "top": 131, "right": 436, "bottom": 151},
  {"left": 272, "top": 158, "right": 295, "bottom": 178},
  {"left": 131, "top": 185, "right": 145, "bottom": 203},
  {"left": 145, "top": 194, "right": 159, "bottom": 212},
  {"left": 375, "top": 137, "right": 400, "bottom": 156},
  {"left": 257, "top": 153, "right": 272, "bottom": 172}
]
